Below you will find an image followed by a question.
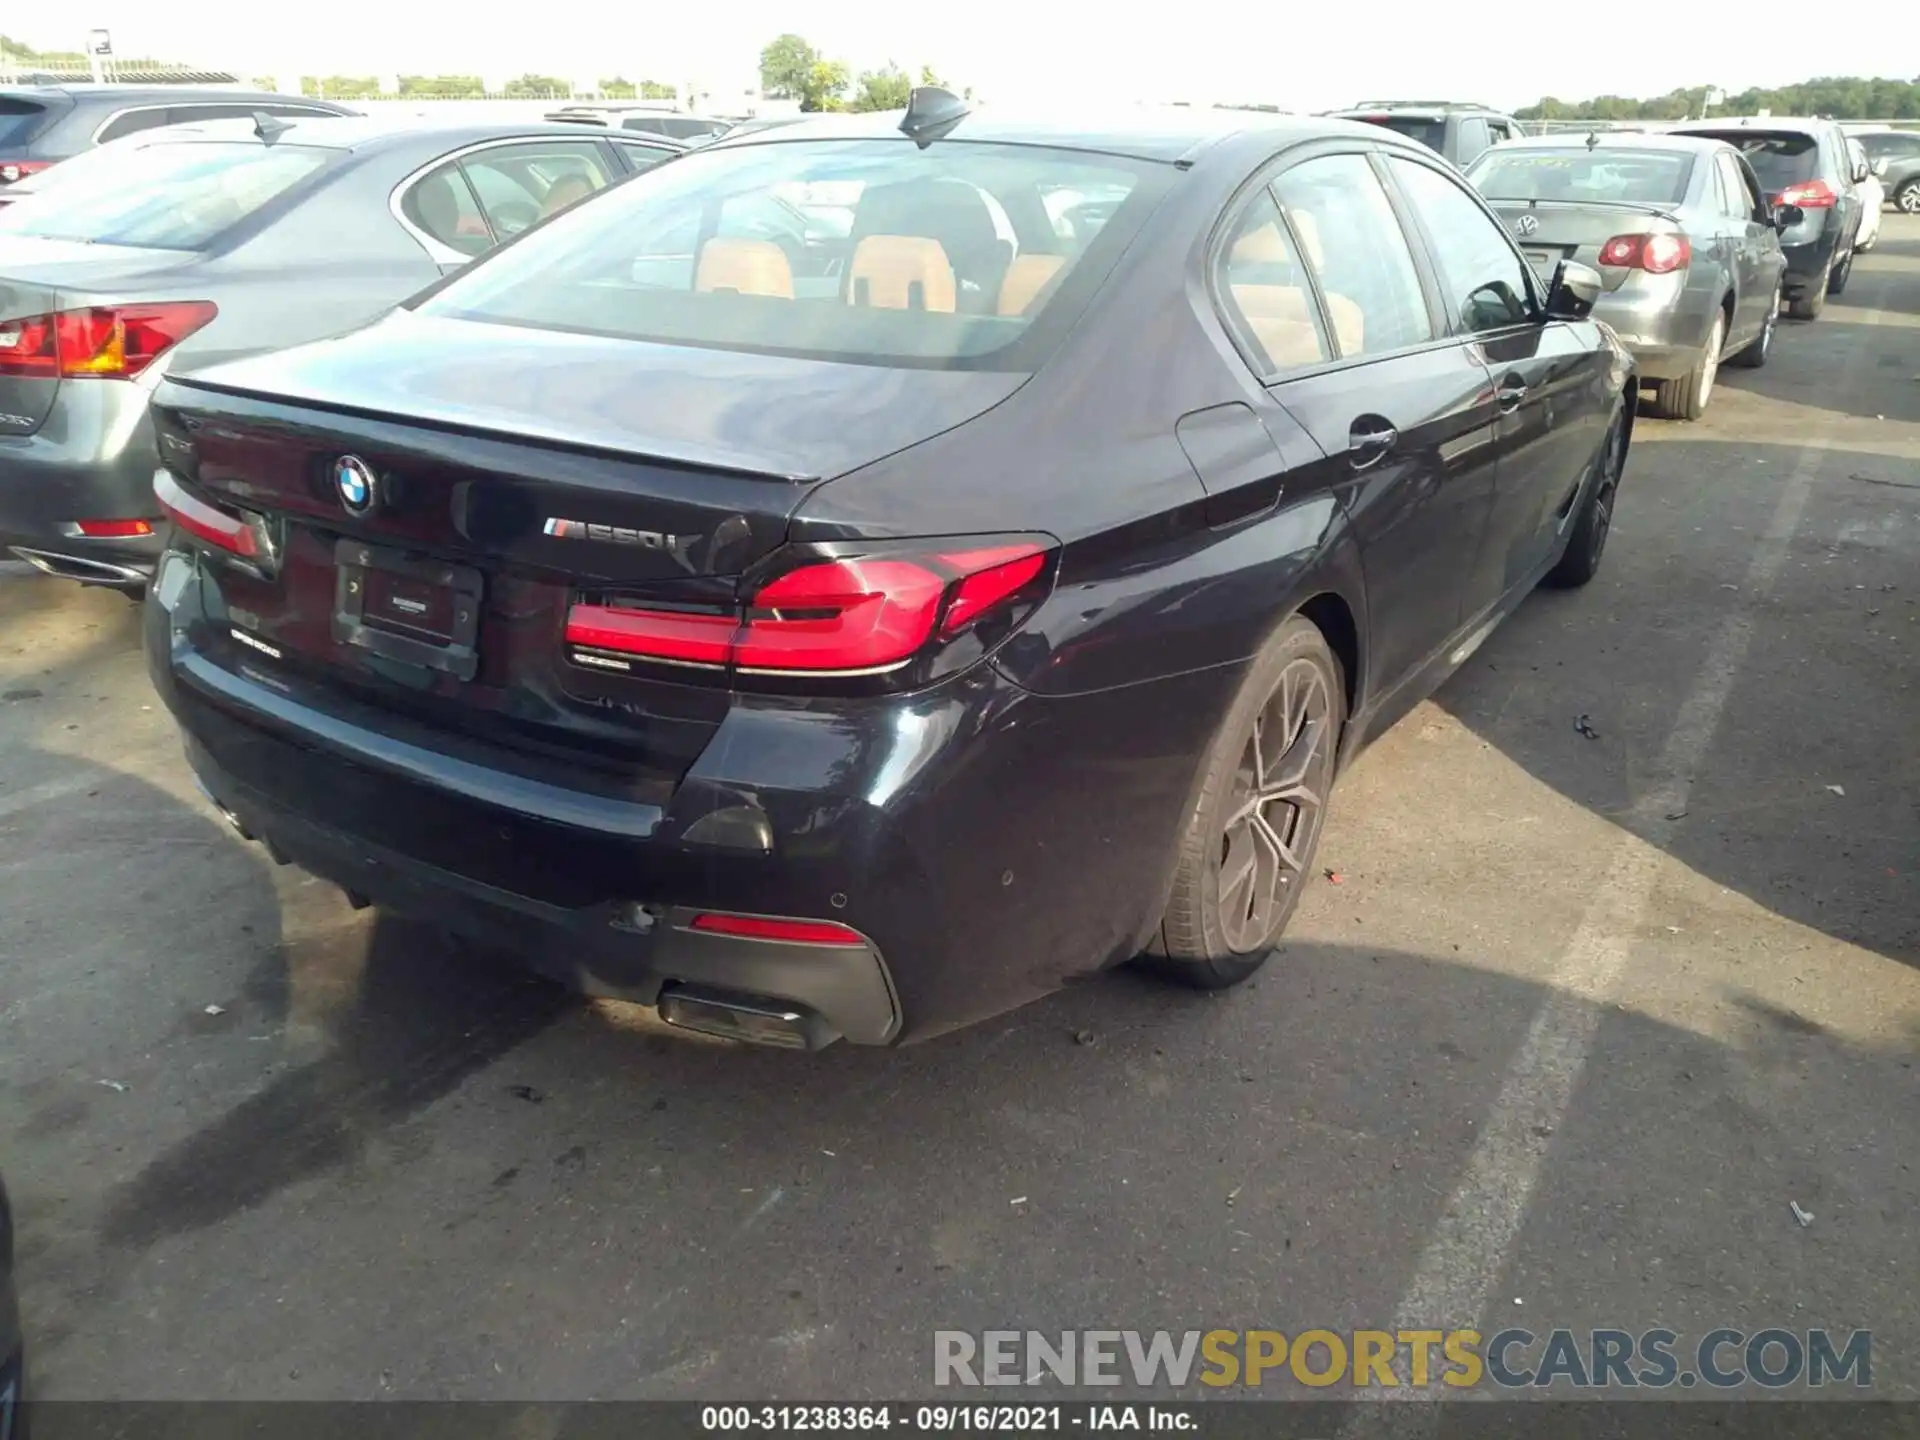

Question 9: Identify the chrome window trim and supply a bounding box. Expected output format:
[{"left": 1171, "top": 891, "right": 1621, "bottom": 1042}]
[
  {"left": 387, "top": 134, "right": 618, "bottom": 267},
  {"left": 89, "top": 100, "right": 340, "bottom": 145}
]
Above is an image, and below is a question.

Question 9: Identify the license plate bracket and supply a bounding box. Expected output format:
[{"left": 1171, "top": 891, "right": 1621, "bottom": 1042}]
[{"left": 332, "top": 540, "right": 483, "bottom": 681}]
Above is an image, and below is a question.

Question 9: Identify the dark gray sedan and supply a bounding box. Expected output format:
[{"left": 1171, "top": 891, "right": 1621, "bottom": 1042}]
[
  {"left": 1466, "top": 132, "right": 1794, "bottom": 420},
  {"left": 0, "top": 114, "right": 680, "bottom": 589}
]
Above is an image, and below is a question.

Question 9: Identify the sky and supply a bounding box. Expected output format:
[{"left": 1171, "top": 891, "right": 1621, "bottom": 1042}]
[{"left": 14, "top": 4, "right": 1918, "bottom": 112}]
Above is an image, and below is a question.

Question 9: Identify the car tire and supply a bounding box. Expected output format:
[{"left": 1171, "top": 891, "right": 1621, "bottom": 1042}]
[
  {"left": 1787, "top": 265, "right": 1828, "bottom": 321},
  {"left": 1727, "top": 281, "right": 1781, "bottom": 369},
  {"left": 1147, "top": 615, "right": 1344, "bottom": 991},
  {"left": 1895, "top": 179, "right": 1920, "bottom": 216},
  {"left": 1652, "top": 311, "right": 1723, "bottom": 421},
  {"left": 1543, "top": 411, "right": 1627, "bottom": 591},
  {"left": 1828, "top": 246, "right": 1853, "bottom": 297}
]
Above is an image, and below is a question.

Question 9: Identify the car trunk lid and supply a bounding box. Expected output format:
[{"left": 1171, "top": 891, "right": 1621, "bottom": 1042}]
[{"left": 1487, "top": 201, "right": 1682, "bottom": 289}]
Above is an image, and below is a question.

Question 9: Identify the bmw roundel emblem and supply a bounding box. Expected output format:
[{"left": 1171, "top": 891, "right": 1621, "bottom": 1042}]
[{"left": 335, "top": 455, "right": 377, "bottom": 515}]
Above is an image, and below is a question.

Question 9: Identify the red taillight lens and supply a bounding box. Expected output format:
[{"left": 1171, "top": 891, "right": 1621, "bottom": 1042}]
[
  {"left": 72, "top": 519, "right": 155, "bottom": 539},
  {"left": 688, "top": 913, "right": 866, "bottom": 946},
  {"left": 1777, "top": 180, "right": 1836, "bottom": 209},
  {"left": 0, "top": 302, "right": 217, "bottom": 381},
  {"left": 0, "top": 160, "right": 49, "bottom": 184},
  {"left": 153, "top": 468, "right": 262, "bottom": 558},
  {"left": 1596, "top": 233, "right": 1690, "bottom": 274},
  {"left": 566, "top": 539, "right": 1054, "bottom": 680}
]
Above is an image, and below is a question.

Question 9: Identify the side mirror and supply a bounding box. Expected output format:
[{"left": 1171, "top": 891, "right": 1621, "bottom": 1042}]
[
  {"left": 1771, "top": 203, "right": 1805, "bottom": 231},
  {"left": 1544, "top": 260, "right": 1601, "bottom": 320},
  {"left": 1851, "top": 162, "right": 1870, "bottom": 185},
  {"left": 1872, "top": 158, "right": 1888, "bottom": 178}
]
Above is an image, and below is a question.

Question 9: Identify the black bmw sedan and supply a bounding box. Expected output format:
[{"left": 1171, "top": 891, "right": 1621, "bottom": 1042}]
[{"left": 142, "top": 94, "right": 1635, "bottom": 1048}]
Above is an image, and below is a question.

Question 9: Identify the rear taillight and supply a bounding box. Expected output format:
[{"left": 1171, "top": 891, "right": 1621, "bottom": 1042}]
[
  {"left": 1777, "top": 180, "right": 1836, "bottom": 209},
  {"left": 1596, "top": 233, "right": 1691, "bottom": 274},
  {"left": 71, "top": 519, "right": 155, "bottom": 539},
  {"left": 153, "top": 468, "right": 269, "bottom": 560},
  {"left": 0, "top": 302, "right": 217, "bottom": 380},
  {"left": 565, "top": 539, "right": 1055, "bottom": 683},
  {"left": 0, "top": 161, "right": 49, "bottom": 184}
]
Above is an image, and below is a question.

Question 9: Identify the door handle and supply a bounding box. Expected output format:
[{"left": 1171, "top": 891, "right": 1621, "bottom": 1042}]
[
  {"left": 1347, "top": 418, "right": 1398, "bottom": 470},
  {"left": 1496, "top": 376, "right": 1529, "bottom": 412}
]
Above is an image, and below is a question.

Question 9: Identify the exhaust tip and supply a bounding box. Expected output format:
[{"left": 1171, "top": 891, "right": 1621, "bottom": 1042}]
[
  {"left": 657, "top": 985, "right": 835, "bottom": 1050},
  {"left": 7, "top": 546, "right": 150, "bottom": 589}
]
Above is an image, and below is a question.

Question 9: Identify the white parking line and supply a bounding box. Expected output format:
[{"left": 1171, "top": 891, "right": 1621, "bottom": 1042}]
[{"left": 1346, "top": 301, "right": 1885, "bottom": 1430}]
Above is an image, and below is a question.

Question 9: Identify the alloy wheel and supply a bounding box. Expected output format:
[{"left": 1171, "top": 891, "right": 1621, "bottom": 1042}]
[
  {"left": 1898, "top": 183, "right": 1920, "bottom": 215},
  {"left": 1216, "top": 658, "right": 1333, "bottom": 952}
]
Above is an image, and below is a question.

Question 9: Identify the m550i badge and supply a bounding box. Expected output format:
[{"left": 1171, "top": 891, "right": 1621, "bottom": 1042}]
[{"left": 543, "top": 518, "right": 699, "bottom": 567}]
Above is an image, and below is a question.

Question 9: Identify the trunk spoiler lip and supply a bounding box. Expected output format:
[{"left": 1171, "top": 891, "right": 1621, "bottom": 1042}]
[
  {"left": 1492, "top": 197, "right": 1685, "bottom": 225},
  {"left": 155, "top": 371, "right": 825, "bottom": 486}
]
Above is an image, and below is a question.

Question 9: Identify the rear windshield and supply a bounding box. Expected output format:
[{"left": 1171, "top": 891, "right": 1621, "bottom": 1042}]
[
  {"left": 0, "top": 141, "right": 330, "bottom": 249},
  {"left": 1468, "top": 148, "right": 1693, "bottom": 206},
  {"left": 417, "top": 137, "right": 1167, "bottom": 370},
  {"left": 1351, "top": 115, "right": 1447, "bottom": 153},
  {"left": 1686, "top": 132, "right": 1818, "bottom": 193},
  {"left": 0, "top": 97, "right": 53, "bottom": 150}
]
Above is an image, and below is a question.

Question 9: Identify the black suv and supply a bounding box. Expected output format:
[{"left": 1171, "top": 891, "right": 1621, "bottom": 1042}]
[
  {"left": 1855, "top": 129, "right": 1920, "bottom": 215},
  {"left": 0, "top": 84, "right": 354, "bottom": 195},
  {"left": 1670, "top": 117, "right": 1866, "bottom": 319},
  {"left": 1324, "top": 100, "right": 1523, "bottom": 169}
]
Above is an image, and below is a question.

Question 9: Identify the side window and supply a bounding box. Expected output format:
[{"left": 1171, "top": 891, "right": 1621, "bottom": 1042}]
[
  {"left": 459, "top": 141, "right": 617, "bottom": 240},
  {"left": 1387, "top": 156, "right": 1533, "bottom": 333},
  {"left": 1485, "top": 120, "right": 1513, "bottom": 145},
  {"left": 164, "top": 104, "right": 253, "bottom": 126},
  {"left": 615, "top": 140, "right": 674, "bottom": 174},
  {"left": 1716, "top": 153, "right": 1755, "bottom": 219},
  {"left": 1270, "top": 153, "right": 1434, "bottom": 356},
  {"left": 1457, "top": 117, "right": 1491, "bottom": 166},
  {"left": 400, "top": 160, "right": 493, "bottom": 257},
  {"left": 95, "top": 107, "right": 172, "bottom": 144},
  {"left": 1214, "top": 190, "right": 1332, "bottom": 374}
]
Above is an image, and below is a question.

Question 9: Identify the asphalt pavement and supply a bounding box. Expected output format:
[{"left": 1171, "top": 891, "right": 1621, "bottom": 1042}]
[{"left": 2, "top": 218, "right": 1916, "bottom": 1407}]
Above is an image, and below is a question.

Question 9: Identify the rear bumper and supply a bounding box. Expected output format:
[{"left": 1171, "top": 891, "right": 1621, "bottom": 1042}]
[
  {"left": 1781, "top": 232, "right": 1841, "bottom": 292},
  {"left": 146, "top": 549, "right": 1236, "bottom": 1045},
  {"left": 1591, "top": 281, "right": 1717, "bottom": 382},
  {"left": 0, "top": 385, "right": 162, "bottom": 584}
]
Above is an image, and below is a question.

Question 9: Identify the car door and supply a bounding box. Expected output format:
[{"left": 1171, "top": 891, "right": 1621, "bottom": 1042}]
[
  {"left": 1716, "top": 149, "right": 1774, "bottom": 342},
  {"left": 1213, "top": 149, "right": 1500, "bottom": 694},
  {"left": 1383, "top": 151, "right": 1609, "bottom": 618}
]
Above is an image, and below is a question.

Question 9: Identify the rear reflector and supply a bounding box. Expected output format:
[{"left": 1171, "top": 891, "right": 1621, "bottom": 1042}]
[
  {"left": 72, "top": 518, "right": 155, "bottom": 539},
  {"left": 153, "top": 469, "right": 263, "bottom": 558},
  {"left": 689, "top": 913, "right": 867, "bottom": 946},
  {"left": 566, "top": 540, "right": 1054, "bottom": 679},
  {"left": 1596, "top": 232, "right": 1691, "bottom": 274},
  {"left": 0, "top": 302, "right": 217, "bottom": 380}
]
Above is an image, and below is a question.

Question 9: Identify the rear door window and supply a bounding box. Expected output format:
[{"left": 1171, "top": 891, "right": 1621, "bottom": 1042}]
[
  {"left": 1215, "top": 190, "right": 1332, "bottom": 374},
  {"left": 0, "top": 98, "right": 54, "bottom": 149},
  {"left": 459, "top": 141, "right": 618, "bottom": 239},
  {"left": 1713, "top": 153, "right": 1753, "bottom": 219},
  {"left": 1387, "top": 155, "right": 1535, "bottom": 333},
  {"left": 1269, "top": 152, "right": 1434, "bottom": 356},
  {"left": 613, "top": 139, "right": 676, "bottom": 174},
  {"left": 0, "top": 140, "right": 331, "bottom": 248},
  {"left": 399, "top": 160, "right": 493, "bottom": 256},
  {"left": 95, "top": 107, "right": 175, "bottom": 144}
]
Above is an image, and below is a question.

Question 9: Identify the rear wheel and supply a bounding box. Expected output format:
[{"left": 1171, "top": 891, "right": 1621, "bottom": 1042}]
[
  {"left": 1828, "top": 246, "right": 1854, "bottom": 297},
  {"left": 1543, "top": 412, "right": 1626, "bottom": 591},
  {"left": 1787, "top": 264, "right": 1828, "bottom": 320},
  {"left": 1727, "top": 280, "right": 1781, "bottom": 369},
  {"left": 1148, "top": 617, "right": 1343, "bottom": 991},
  {"left": 1653, "top": 311, "right": 1723, "bottom": 420}
]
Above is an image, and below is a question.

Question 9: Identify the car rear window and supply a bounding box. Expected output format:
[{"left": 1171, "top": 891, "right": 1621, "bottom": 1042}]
[
  {"left": 1685, "top": 132, "right": 1818, "bottom": 193},
  {"left": 1350, "top": 115, "right": 1447, "bottom": 153},
  {"left": 0, "top": 97, "right": 54, "bottom": 150},
  {"left": 1468, "top": 148, "right": 1693, "bottom": 206},
  {"left": 417, "top": 137, "right": 1167, "bottom": 370},
  {"left": 0, "top": 140, "right": 330, "bottom": 249}
]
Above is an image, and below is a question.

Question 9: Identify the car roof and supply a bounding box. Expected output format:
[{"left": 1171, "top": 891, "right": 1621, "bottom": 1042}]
[
  {"left": 1670, "top": 116, "right": 1835, "bottom": 135},
  {"left": 1487, "top": 132, "right": 1724, "bottom": 155},
  {"left": 109, "top": 113, "right": 676, "bottom": 153},
  {"left": 1329, "top": 101, "right": 1507, "bottom": 117},
  {"left": 702, "top": 106, "right": 1390, "bottom": 164}
]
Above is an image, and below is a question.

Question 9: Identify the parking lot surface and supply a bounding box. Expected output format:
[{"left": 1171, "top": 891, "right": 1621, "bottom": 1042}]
[{"left": 2, "top": 217, "right": 1917, "bottom": 1403}]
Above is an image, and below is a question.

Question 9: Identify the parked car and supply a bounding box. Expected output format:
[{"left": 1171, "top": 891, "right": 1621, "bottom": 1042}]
[
  {"left": 1466, "top": 132, "right": 1791, "bottom": 419},
  {"left": 0, "top": 84, "right": 354, "bottom": 202},
  {"left": 141, "top": 99, "right": 1634, "bottom": 1050},
  {"left": 1, "top": 1171, "right": 18, "bottom": 1440},
  {"left": 1323, "top": 100, "right": 1524, "bottom": 169},
  {"left": 1849, "top": 138, "right": 1883, "bottom": 253},
  {"left": 544, "top": 103, "right": 730, "bottom": 143},
  {"left": 1668, "top": 117, "right": 1865, "bottom": 320},
  {"left": 0, "top": 114, "right": 679, "bottom": 591},
  {"left": 1853, "top": 128, "right": 1920, "bottom": 215}
]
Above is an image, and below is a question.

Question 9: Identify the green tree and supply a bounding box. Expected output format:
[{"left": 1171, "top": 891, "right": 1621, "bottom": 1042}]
[
  {"left": 600, "top": 77, "right": 636, "bottom": 99},
  {"left": 803, "top": 58, "right": 850, "bottom": 111},
  {"left": 301, "top": 75, "right": 382, "bottom": 99},
  {"left": 760, "top": 33, "right": 818, "bottom": 99},
  {"left": 1515, "top": 75, "right": 1920, "bottom": 122},
  {"left": 397, "top": 75, "right": 486, "bottom": 99},
  {"left": 640, "top": 79, "right": 676, "bottom": 100},
  {"left": 850, "top": 63, "right": 912, "bottom": 113},
  {"left": 504, "top": 73, "right": 571, "bottom": 98}
]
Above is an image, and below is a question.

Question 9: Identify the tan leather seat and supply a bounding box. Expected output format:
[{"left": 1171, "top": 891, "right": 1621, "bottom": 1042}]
[
  {"left": 695, "top": 238, "right": 795, "bottom": 299},
  {"left": 541, "top": 175, "right": 597, "bottom": 219},
  {"left": 1231, "top": 284, "right": 1328, "bottom": 369},
  {"left": 1231, "top": 221, "right": 1293, "bottom": 266},
  {"left": 847, "top": 235, "right": 957, "bottom": 312},
  {"left": 1282, "top": 208, "right": 1366, "bottom": 354},
  {"left": 997, "top": 253, "right": 1066, "bottom": 316}
]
